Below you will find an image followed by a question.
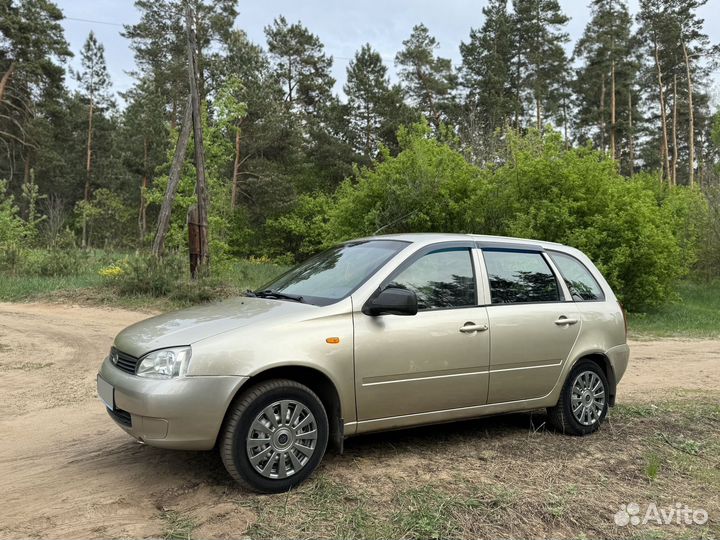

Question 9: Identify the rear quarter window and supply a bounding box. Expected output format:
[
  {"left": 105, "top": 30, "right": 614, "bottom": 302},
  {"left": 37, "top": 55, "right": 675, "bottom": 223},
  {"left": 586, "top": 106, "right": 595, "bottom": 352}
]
[{"left": 548, "top": 251, "right": 605, "bottom": 301}]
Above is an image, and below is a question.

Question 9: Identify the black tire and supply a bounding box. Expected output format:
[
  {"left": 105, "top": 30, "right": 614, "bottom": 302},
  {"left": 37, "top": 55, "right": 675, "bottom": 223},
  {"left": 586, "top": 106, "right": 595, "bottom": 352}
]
[
  {"left": 547, "top": 359, "right": 609, "bottom": 436},
  {"left": 219, "top": 379, "right": 329, "bottom": 493}
]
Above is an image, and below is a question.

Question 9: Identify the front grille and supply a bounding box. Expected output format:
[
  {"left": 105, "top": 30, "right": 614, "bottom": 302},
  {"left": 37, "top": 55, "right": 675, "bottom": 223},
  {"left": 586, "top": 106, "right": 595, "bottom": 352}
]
[
  {"left": 107, "top": 406, "right": 132, "bottom": 427},
  {"left": 113, "top": 347, "right": 139, "bottom": 374}
]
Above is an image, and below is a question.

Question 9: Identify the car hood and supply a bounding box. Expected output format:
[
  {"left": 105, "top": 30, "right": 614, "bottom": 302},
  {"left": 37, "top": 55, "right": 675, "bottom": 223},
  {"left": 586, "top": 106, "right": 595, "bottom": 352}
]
[{"left": 113, "top": 297, "right": 317, "bottom": 358}]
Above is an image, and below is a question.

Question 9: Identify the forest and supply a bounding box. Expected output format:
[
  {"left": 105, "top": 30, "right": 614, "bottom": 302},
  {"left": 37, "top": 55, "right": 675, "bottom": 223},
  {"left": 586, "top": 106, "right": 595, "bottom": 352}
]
[{"left": 1, "top": 0, "right": 720, "bottom": 313}]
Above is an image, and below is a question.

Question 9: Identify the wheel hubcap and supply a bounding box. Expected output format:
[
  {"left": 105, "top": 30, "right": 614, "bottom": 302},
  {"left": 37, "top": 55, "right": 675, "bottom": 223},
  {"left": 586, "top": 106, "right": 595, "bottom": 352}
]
[
  {"left": 570, "top": 371, "right": 606, "bottom": 426},
  {"left": 246, "top": 399, "right": 317, "bottom": 479}
]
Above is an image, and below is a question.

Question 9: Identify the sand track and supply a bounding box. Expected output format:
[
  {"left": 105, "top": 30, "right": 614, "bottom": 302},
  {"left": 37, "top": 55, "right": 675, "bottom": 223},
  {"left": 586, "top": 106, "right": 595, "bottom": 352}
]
[{"left": 0, "top": 302, "right": 717, "bottom": 539}]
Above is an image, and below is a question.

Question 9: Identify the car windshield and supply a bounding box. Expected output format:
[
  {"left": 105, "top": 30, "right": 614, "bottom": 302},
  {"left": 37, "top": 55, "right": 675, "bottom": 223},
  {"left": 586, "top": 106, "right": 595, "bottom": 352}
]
[{"left": 257, "top": 240, "right": 409, "bottom": 306}]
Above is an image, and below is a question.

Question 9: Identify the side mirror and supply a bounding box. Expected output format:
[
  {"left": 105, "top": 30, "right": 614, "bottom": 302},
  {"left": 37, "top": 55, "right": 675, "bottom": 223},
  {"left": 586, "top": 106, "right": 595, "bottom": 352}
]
[{"left": 363, "top": 286, "right": 418, "bottom": 316}]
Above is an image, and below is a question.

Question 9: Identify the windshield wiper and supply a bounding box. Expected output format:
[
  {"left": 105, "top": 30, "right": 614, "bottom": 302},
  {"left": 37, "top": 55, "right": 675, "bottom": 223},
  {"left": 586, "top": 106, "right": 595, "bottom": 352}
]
[
  {"left": 254, "top": 289, "right": 305, "bottom": 303},
  {"left": 244, "top": 289, "right": 257, "bottom": 297}
]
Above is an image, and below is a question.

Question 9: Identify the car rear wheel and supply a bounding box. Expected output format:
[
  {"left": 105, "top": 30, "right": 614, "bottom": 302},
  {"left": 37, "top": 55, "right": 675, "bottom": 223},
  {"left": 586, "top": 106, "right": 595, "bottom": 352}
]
[
  {"left": 547, "top": 359, "right": 609, "bottom": 435},
  {"left": 220, "top": 379, "right": 329, "bottom": 493}
]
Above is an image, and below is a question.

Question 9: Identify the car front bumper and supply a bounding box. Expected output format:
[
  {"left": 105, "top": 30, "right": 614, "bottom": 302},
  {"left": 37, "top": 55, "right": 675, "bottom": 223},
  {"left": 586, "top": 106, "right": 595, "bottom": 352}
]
[{"left": 98, "top": 356, "right": 248, "bottom": 450}]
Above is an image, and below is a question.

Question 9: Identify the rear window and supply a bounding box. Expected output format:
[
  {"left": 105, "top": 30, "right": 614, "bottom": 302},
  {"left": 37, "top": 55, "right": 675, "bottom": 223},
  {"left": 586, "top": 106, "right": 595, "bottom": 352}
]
[
  {"left": 483, "top": 250, "right": 561, "bottom": 304},
  {"left": 548, "top": 251, "right": 605, "bottom": 301}
]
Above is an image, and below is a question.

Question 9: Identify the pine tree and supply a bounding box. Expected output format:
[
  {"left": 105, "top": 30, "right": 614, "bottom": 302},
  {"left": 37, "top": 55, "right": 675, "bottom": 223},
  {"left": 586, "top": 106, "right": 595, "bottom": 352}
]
[
  {"left": 574, "top": 0, "right": 639, "bottom": 174},
  {"left": 123, "top": 0, "right": 237, "bottom": 126},
  {"left": 264, "top": 16, "right": 335, "bottom": 120},
  {"left": 344, "top": 44, "right": 407, "bottom": 159},
  {"left": 0, "top": 0, "right": 71, "bottom": 189},
  {"left": 460, "top": 0, "right": 516, "bottom": 134},
  {"left": 73, "top": 31, "right": 113, "bottom": 247},
  {"left": 395, "top": 24, "right": 457, "bottom": 130},
  {"left": 512, "top": 0, "right": 570, "bottom": 130},
  {"left": 673, "top": 0, "right": 716, "bottom": 186},
  {"left": 120, "top": 78, "right": 169, "bottom": 242},
  {"left": 212, "top": 29, "right": 284, "bottom": 210},
  {"left": 637, "top": 0, "right": 678, "bottom": 182}
]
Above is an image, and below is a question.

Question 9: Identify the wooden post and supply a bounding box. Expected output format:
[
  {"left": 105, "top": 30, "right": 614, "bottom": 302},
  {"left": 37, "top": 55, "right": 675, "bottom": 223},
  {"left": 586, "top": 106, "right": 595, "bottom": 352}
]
[
  {"left": 187, "top": 204, "right": 201, "bottom": 279},
  {"left": 185, "top": 2, "right": 210, "bottom": 277}
]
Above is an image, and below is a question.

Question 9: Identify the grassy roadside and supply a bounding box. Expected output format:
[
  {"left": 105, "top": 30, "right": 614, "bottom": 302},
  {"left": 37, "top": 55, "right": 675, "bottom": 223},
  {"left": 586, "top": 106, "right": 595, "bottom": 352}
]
[
  {"left": 0, "top": 257, "right": 288, "bottom": 312},
  {"left": 1, "top": 260, "right": 719, "bottom": 339},
  {"left": 627, "top": 281, "right": 720, "bottom": 339}
]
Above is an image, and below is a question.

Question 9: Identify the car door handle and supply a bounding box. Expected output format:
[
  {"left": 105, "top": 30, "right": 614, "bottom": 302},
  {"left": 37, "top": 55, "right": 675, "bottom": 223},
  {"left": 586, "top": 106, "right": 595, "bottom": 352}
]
[
  {"left": 459, "top": 323, "right": 489, "bottom": 333},
  {"left": 554, "top": 317, "right": 579, "bottom": 326}
]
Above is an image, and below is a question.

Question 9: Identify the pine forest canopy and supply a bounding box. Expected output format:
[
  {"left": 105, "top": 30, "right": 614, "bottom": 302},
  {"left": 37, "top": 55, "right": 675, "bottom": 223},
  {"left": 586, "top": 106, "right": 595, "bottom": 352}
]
[{"left": 1, "top": 0, "right": 720, "bottom": 304}]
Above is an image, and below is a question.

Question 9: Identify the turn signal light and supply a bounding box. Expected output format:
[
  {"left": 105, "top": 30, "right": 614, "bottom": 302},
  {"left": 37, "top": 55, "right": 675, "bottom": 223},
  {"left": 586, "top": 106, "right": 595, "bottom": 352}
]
[{"left": 325, "top": 337, "right": 340, "bottom": 344}]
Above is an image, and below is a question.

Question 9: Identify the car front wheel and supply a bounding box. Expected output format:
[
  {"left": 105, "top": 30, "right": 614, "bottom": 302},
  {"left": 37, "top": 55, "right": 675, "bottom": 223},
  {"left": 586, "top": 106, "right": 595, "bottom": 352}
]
[
  {"left": 220, "top": 379, "right": 329, "bottom": 493},
  {"left": 547, "top": 359, "right": 609, "bottom": 435}
]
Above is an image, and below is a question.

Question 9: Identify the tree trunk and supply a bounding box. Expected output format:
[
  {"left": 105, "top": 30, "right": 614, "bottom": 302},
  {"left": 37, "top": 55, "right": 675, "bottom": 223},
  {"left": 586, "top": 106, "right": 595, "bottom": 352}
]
[
  {"left": 671, "top": 74, "right": 678, "bottom": 186},
  {"left": 562, "top": 90, "right": 569, "bottom": 149},
  {"left": 628, "top": 90, "right": 634, "bottom": 176},
  {"left": 152, "top": 96, "right": 192, "bottom": 258},
  {"left": 599, "top": 74, "right": 606, "bottom": 153},
  {"left": 138, "top": 136, "right": 148, "bottom": 244},
  {"left": 0, "top": 61, "right": 15, "bottom": 103},
  {"left": 653, "top": 37, "right": 671, "bottom": 183},
  {"left": 610, "top": 61, "right": 616, "bottom": 161},
  {"left": 231, "top": 127, "right": 241, "bottom": 210},
  {"left": 82, "top": 97, "right": 94, "bottom": 248},
  {"left": 170, "top": 98, "right": 177, "bottom": 131},
  {"left": 365, "top": 104, "right": 372, "bottom": 156},
  {"left": 186, "top": 3, "right": 210, "bottom": 277},
  {"left": 23, "top": 155, "right": 30, "bottom": 187},
  {"left": 682, "top": 40, "right": 695, "bottom": 187}
]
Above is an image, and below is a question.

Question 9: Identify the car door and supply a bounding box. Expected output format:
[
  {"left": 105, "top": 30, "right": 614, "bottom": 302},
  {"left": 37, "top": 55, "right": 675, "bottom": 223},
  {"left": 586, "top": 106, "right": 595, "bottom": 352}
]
[
  {"left": 353, "top": 243, "right": 490, "bottom": 421},
  {"left": 480, "top": 248, "right": 581, "bottom": 404}
]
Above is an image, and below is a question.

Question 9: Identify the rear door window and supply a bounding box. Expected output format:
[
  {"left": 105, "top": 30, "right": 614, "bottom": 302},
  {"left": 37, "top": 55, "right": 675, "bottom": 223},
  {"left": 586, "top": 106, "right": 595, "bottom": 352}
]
[
  {"left": 483, "top": 250, "right": 561, "bottom": 304},
  {"left": 548, "top": 251, "right": 605, "bottom": 301}
]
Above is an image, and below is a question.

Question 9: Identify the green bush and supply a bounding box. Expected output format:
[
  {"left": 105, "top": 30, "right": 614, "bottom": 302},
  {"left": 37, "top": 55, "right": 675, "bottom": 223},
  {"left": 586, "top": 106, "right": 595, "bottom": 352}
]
[
  {"left": 262, "top": 193, "right": 334, "bottom": 259},
  {"left": 168, "top": 276, "right": 227, "bottom": 306},
  {"left": 330, "top": 122, "right": 485, "bottom": 240},
  {"left": 108, "top": 254, "right": 185, "bottom": 297},
  {"left": 301, "top": 125, "right": 703, "bottom": 312},
  {"left": 19, "top": 249, "right": 87, "bottom": 277},
  {"left": 478, "top": 132, "right": 703, "bottom": 310},
  {"left": 0, "top": 180, "right": 29, "bottom": 256}
]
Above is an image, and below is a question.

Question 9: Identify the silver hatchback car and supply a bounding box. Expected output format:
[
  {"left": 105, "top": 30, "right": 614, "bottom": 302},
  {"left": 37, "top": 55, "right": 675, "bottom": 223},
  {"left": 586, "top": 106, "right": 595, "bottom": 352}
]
[{"left": 98, "top": 233, "right": 629, "bottom": 492}]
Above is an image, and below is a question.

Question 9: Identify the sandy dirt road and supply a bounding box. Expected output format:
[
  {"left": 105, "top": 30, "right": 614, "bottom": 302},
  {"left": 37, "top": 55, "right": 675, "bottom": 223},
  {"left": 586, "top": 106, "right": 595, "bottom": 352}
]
[{"left": 0, "top": 302, "right": 718, "bottom": 539}]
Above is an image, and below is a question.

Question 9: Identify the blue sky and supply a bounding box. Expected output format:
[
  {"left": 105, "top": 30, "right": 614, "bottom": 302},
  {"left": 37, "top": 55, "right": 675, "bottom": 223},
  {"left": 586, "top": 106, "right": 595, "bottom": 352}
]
[{"left": 56, "top": 0, "right": 719, "bottom": 104}]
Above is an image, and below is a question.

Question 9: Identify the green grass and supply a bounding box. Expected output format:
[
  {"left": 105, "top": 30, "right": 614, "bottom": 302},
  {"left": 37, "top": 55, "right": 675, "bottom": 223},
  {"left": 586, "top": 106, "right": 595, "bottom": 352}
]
[
  {"left": 0, "top": 252, "right": 288, "bottom": 311},
  {"left": 628, "top": 280, "right": 720, "bottom": 338},
  {"left": 645, "top": 452, "right": 662, "bottom": 481},
  {"left": 0, "top": 273, "right": 105, "bottom": 301}
]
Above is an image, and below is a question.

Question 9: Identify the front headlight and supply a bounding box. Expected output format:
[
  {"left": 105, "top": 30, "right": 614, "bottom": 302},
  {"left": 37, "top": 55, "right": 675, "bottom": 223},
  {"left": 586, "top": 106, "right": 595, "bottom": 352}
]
[{"left": 136, "top": 347, "right": 192, "bottom": 379}]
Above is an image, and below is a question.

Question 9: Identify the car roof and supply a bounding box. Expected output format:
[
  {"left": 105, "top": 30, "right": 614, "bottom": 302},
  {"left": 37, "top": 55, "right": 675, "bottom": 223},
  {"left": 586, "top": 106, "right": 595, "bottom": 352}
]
[{"left": 356, "top": 232, "right": 569, "bottom": 251}]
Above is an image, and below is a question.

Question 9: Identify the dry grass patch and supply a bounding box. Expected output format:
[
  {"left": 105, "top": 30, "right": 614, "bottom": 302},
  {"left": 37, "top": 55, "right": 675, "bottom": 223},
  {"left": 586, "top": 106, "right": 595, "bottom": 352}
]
[{"left": 219, "top": 395, "right": 720, "bottom": 539}]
